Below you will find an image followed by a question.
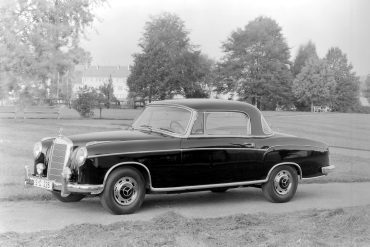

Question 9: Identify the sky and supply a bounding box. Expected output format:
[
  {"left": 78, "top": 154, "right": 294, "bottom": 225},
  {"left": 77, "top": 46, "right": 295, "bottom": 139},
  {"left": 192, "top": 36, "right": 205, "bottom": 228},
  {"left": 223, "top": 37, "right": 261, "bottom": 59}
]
[{"left": 81, "top": 0, "right": 370, "bottom": 77}]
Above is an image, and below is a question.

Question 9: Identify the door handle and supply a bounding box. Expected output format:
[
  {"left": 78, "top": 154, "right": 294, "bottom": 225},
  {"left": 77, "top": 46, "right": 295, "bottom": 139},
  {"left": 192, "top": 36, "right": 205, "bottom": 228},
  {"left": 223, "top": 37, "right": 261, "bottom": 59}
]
[{"left": 242, "top": 142, "right": 255, "bottom": 148}]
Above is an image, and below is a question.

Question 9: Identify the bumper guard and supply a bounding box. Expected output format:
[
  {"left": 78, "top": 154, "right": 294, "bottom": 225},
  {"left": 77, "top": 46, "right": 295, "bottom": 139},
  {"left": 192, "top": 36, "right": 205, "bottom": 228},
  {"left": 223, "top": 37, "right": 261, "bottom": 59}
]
[
  {"left": 24, "top": 165, "right": 104, "bottom": 195},
  {"left": 322, "top": 165, "right": 335, "bottom": 175}
]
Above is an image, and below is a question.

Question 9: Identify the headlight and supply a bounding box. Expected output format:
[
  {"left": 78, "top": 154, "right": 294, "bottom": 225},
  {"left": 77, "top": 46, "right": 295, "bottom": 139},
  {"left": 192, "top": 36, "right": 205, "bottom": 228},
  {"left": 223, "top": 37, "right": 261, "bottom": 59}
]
[
  {"left": 36, "top": 163, "right": 46, "bottom": 175},
  {"left": 33, "top": 142, "right": 42, "bottom": 159},
  {"left": 74, "top": 147, "right": 87, "bottom": 167}
]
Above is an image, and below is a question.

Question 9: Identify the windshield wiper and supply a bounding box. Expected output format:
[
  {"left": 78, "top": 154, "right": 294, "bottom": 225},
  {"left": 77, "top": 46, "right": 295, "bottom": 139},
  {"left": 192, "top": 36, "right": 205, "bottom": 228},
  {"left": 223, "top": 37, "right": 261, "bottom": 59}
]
[
  {"left": 159, "top": 127, "right": 175, "bottom": 133},
  {"left": 137, "top": 125, "right": 176, "bottom": 135},
  {"left": 134, "top": 124, "right": 153, "bottom": 132}
]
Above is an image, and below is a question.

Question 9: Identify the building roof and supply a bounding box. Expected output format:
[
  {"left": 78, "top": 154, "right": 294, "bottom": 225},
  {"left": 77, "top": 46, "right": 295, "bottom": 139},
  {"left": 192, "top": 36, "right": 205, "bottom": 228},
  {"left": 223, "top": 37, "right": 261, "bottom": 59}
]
[{"left": 77, "top": 66, "right": 130, "bottom": 78}]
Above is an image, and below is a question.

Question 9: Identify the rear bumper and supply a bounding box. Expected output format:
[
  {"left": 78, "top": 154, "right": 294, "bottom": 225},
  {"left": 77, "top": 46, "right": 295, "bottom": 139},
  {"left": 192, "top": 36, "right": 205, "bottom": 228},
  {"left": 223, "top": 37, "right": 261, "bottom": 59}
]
[
  {"left": 322, "top": 165, "right": 335, "bottom": 175},
  {"left": 24, "top": 166, "right": 103, "bottom": 195}
]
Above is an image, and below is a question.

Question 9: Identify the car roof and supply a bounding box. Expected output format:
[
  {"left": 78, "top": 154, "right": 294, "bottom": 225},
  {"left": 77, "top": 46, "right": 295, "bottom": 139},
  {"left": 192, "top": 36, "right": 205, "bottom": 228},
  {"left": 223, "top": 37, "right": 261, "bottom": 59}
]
[
  {"left": 149, "top": 99, "right": 267, "bottom": 136},
  {"left": 151, "top": 99, "right": 260, "bottom": 113}
]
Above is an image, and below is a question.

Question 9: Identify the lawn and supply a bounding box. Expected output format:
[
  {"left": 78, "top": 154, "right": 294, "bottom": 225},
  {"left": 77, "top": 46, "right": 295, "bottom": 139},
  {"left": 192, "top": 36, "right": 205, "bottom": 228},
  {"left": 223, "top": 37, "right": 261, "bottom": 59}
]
[
  {"left": 264, "top": 112, "right": 370, "bottom": 183},
  {"left": 0, "top": 118, "right": 129, "bottom": 201},
  {"left": 1, "top": 205, "right": 369, "bottom": 246},
  {"left": 0, "top": 110, "right": 369, "bottom": 201}
]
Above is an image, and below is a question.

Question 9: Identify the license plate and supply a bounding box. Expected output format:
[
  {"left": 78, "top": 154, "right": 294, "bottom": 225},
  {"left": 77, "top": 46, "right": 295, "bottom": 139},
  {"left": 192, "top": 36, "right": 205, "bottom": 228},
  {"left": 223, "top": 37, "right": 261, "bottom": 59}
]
[{"left": 31, "top": 177, "right": 53, "bottom": 190}]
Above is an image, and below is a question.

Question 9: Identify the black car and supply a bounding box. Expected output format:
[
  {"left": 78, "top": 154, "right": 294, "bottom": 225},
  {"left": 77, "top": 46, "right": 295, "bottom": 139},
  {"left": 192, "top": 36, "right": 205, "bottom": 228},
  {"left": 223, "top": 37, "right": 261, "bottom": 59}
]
[{"left": 25, "top": 99, "right": 334, "bottom": 214}]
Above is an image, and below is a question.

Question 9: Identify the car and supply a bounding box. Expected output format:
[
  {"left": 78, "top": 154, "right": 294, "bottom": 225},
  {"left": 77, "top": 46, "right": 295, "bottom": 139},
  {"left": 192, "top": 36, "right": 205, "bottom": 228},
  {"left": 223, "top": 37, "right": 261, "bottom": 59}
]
[
  {"left": 25, "top": 99, "right": 335, "bottom": 214},
  {"left": 313, "top": 105, "right": 332, "bottom": 112}
]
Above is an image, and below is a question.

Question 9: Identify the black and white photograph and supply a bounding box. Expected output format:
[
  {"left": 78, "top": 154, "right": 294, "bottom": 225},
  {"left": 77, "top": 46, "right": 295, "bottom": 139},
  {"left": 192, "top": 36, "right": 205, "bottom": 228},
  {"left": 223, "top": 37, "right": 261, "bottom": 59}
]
[{"left": 0, "top": 0, "right": 369, "bottom": 246}]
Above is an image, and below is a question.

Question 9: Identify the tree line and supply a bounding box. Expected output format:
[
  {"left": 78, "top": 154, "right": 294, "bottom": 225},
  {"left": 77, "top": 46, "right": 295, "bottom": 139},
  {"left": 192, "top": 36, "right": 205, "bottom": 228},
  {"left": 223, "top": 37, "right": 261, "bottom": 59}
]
[
  {"left": 128, "top": 13, "right": 362, "bottom": 112},
  {"left": 0, "top": 2, "right": 365, "bottom": 114}
]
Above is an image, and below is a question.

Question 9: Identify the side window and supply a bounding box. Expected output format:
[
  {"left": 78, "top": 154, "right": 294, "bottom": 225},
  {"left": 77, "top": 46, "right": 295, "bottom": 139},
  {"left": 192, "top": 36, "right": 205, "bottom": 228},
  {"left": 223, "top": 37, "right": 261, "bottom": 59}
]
[
  {"left": 191, "top": 112, "right": 204, "bottom": 134},
  {"left": 261, "top": 115, "right": 273, "bottom": 135},
  {"left": 204, "top": 112, "right": 251, "bottom": 136}
]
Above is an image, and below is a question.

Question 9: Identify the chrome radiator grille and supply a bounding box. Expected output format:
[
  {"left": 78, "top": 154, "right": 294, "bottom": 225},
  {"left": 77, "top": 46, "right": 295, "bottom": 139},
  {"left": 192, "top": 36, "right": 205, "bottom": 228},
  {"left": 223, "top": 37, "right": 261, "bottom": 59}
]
[{"left": 47, "top": 137, "right": 72, "bottom": 183}]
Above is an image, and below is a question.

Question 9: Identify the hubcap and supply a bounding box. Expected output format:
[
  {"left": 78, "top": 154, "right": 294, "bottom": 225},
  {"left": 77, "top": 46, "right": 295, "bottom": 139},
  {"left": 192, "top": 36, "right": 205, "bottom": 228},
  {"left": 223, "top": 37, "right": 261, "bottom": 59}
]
[
  {"left": 113, "top": 177, "right": 138, "bottom": 206},
  {"left": 273, "top": 170, "right": 292, "bottom": 195}
]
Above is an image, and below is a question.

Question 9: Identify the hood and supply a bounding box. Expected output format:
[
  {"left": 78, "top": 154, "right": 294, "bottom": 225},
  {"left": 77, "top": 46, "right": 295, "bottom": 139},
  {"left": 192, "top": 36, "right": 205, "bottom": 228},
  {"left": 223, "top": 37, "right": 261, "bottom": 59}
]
[{"left": 68, "top": 129, "right": 165, "bottom": 146}]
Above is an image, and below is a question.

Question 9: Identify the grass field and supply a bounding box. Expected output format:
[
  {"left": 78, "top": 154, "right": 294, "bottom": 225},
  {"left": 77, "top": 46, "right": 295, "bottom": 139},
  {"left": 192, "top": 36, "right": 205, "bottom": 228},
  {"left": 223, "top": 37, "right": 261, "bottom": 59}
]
[
  {"left": 0, "top": 118, "right": 131, "bottom": 201},
  {"left": 1, "top": 205, "right": 369, "bottom": 246},
  {"left": 0, "top": 111, "right": 369, "bottom": 201},
  {"left": 264, "top": 112, "right": 370, "bottom": 183}
]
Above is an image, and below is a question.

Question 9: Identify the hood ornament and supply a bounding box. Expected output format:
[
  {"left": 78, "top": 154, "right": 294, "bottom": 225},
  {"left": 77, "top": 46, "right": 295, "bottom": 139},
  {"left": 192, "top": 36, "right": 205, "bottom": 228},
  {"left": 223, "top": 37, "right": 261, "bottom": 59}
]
[{"left": 58, "top": 127, "right": 63, "bottom": 137}]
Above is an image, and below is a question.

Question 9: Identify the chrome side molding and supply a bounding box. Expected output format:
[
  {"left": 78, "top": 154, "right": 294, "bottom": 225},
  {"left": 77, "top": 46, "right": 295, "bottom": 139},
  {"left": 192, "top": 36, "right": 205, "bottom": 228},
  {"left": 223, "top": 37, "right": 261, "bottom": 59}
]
[
  {"left": 98, "top": 161, "right": 303, "bottom": 194},
  {"left": 25, "top": 161, "right": 321, "bottom": 195}
]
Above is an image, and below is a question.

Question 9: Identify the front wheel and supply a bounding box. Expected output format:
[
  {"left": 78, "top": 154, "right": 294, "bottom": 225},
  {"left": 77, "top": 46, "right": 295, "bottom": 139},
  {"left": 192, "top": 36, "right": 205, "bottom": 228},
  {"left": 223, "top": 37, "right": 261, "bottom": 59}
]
[
  {"left": 262, "top": 165, "right": 298, "bottom": 203},
  {"left": 51, "top": 191, "right": 85, "bottom": 202},
  {"left": 100, "top": 167, "right": 145, "bottom": 215}
]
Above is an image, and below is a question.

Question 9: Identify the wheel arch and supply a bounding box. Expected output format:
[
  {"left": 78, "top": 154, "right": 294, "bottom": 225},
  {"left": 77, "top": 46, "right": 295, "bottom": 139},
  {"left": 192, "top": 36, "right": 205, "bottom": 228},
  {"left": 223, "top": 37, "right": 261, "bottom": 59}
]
[
  {"left": 102, "top": 162, "right": 152, "bottom": 191},
  {"left": 266, "top": 162, "right": 302, "bottom": 181}
]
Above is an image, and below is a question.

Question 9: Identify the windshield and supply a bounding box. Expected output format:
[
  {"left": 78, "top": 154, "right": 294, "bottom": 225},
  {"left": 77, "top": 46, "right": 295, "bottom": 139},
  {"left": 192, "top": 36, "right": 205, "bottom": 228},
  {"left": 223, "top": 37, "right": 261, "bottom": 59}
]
[{"left": 132, "top": 106, "right": 192, "bottom": 135}]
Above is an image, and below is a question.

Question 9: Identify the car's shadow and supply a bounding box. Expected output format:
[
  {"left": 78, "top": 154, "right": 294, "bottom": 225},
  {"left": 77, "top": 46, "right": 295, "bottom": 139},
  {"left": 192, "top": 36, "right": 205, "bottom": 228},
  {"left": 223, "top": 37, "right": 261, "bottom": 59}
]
[
  {"left": 141, "top": 187, "right": 265, "bottom": 210},
  {"left": 78, "top": 186, "right": 313, "bottom": 214}
]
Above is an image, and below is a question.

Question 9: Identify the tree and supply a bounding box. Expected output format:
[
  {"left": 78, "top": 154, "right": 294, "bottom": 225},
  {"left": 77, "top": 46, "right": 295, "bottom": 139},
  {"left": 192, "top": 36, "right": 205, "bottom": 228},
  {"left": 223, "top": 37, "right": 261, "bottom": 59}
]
[
  {"left": 127, "top": 13, "right": 211, "bottom": 101},
  {"left": 292, "top": 41, "right": 318, "bottom": 77},
  {"left": 215, "top": 16, "right": 293, "bottom": 110},
  {"left": 0, "top": 0, "right": 101, "bottom": 103},
  {"left": 365, "top": 75, "right": 370, "bottom": 99},
  {"left": 292, "top": 58, "right": 336, "bottom": 110},
  {"left": 0, "top": 72, "right": 16, "bottom": 104},
  {"left": 99, "top": 76, "right": 117, "bottom": 108},
  {"left": 72, "top": 86, "right": 102, "bottom": 117},
  {"left": 181, "top": 53, "right": 215, "bottom": 98},
  {"left": 325, "top": 47, "right": 360, "bottom": 112}
]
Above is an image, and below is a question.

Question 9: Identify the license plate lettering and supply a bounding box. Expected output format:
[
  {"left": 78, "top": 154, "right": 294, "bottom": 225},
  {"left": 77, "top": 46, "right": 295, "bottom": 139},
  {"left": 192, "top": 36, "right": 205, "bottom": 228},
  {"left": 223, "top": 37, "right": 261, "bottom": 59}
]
[{"left": 32, "top": 178, "right": 53, "bottom": 190}]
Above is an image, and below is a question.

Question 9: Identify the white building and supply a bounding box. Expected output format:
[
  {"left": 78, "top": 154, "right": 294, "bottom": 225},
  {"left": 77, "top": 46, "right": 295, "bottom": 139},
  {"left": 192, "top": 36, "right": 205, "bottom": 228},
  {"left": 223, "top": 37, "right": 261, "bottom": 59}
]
[{"left": 73, "top": 66, "right": 130, "bottom": 101}]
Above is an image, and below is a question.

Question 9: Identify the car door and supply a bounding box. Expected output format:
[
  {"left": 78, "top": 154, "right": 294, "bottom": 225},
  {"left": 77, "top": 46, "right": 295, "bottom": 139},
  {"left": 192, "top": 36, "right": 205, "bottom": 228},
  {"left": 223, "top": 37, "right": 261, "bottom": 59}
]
[
  {"left": 180, "top": 138, "right": 214, "bottom": 186},
  {"left": 182, "top": 111, "right": 266, "bottom": 185},
  {"left": 210, "top": 136, "right": 266, "bottom": 182}
]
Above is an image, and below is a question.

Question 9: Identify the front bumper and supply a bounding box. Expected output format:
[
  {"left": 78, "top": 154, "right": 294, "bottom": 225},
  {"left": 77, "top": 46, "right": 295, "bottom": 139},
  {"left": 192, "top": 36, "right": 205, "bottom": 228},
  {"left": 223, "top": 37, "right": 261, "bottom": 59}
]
[
  {"left": 24, "top": 166, "right": 103, "bottom": 195},
  {"left": 322, "top": 165, "right": 335, "bottom": 175}
]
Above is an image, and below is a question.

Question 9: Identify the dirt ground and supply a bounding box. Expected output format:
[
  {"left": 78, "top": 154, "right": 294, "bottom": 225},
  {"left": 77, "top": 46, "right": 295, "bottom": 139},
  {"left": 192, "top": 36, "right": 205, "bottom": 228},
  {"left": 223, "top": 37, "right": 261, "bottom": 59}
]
[
  {"left": 1, "top": 182, "right": 370, "bottom": 234},
  {"left": 1, "top": 205, "right": 369, "bottom": 247}
]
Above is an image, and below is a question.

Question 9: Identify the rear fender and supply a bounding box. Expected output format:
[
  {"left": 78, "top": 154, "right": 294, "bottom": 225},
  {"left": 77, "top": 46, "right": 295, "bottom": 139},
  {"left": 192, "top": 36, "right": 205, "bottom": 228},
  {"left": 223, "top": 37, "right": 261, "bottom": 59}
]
[
  {"left": 263, "top": 145, "right": 329, "bottom": 179},
  {"left": 266, "top": 162, "right": 303, "bottom": 180}
]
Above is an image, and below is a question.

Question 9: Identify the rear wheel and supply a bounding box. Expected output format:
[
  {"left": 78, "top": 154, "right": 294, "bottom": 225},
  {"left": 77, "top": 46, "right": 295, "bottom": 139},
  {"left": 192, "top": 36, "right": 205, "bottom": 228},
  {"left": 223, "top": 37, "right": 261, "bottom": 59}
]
[
  {"left": 100, "top": 167, "right": 145, "bottom": 215},
  {"left": 52, "top": 191, "right": 85, "bottom": 202},
  {"left": 262, "top": 165, "right": 298, "bottom": 203}
]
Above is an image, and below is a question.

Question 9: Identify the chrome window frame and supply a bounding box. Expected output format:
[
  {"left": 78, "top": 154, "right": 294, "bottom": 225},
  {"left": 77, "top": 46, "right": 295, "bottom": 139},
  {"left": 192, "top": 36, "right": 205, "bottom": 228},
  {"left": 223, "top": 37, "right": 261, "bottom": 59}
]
[
  {"left": 189, "top": 110, "right": 253, "bottom": 138},
  {"left": 131, "top": 105, "right": 275, "bottom": 139}
]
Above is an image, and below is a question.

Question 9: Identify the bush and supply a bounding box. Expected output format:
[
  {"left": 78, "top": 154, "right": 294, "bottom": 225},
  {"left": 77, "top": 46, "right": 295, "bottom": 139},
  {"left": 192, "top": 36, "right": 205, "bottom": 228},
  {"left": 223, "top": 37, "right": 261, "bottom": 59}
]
[
  {"left": 72, "top": 86, "right": 102, "bottom": 117},
  {"left": 354, "top": 105, "right": 370, "bottom": 114}
]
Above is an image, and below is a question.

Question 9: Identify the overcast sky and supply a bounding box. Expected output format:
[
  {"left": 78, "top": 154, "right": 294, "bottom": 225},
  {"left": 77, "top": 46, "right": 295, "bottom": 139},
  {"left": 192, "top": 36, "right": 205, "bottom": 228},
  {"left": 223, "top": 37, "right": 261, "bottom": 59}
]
[{"left": 81, "top": 0, "right": 370, "bottom": 76}]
